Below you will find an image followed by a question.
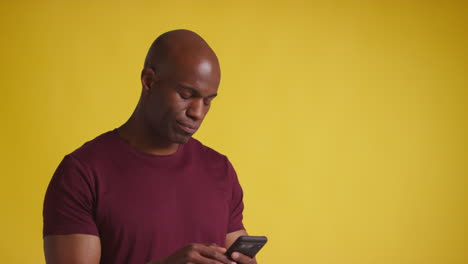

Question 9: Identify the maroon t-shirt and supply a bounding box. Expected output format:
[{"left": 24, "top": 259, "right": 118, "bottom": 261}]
[{"left": 43, "top": 130, "right": 244, "bottom": 264}]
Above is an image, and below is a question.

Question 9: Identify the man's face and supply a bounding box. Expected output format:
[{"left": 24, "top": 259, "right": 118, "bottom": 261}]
[{"left": 144, "top": 58, "right": 220, "bottom": 144}]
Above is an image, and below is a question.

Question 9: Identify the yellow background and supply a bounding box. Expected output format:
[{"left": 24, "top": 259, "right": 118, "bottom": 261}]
[{"left": 0, "top": 0, "right": 467, "bottom": 263}]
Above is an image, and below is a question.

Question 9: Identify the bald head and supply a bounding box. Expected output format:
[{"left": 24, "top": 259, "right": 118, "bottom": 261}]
[
  {"left": 144, "top": 29, "right": 220, "bottom": 80},
  {"left": 132, "top": 30, "right": 222, "bottom": 149}
]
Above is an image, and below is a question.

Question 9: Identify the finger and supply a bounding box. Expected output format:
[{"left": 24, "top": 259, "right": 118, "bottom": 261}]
[
  {"left": 207, "top": 243, "right": 227, "bottom": 254},
  {"left": 191, "top": 252, "right": 227, "bottom": 264},
  {"left": 197, "top": 245, "right": 234, "bottom": 264},
  {"left": 184, "top": 245, "right": 221, "bottom": 264},
  {"left": 231, "top": 252, "right": 256, "bottom": 264}
]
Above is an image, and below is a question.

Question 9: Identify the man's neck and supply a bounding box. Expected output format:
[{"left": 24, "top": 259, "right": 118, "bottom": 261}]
[{"left": 118, "top": 116, "right": 179, "bottom": 156}]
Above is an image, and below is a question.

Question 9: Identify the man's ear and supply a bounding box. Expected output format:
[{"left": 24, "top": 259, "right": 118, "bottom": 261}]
[{"left": 141, "top": 67, "right": 158, "bottom": 95}]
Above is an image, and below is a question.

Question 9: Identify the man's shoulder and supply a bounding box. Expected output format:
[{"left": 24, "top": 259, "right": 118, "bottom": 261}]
[{"left": 68, "top": 129, "right": 119, "bottom": 162}]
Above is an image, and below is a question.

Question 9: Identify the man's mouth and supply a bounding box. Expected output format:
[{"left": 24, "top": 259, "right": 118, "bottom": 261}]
[{"left": 176, "top": 121, "right": 198, "bottom": 134}]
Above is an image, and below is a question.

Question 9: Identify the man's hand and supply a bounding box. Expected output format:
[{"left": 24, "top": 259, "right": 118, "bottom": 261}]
[
  {"left": 229, "top": 252, "right": 257, "bottom": 264},
  {"left": 147, "top": 243, "right": 236, "bottom": 264},
  {"left": 225, "top": 230, "right": 258, "bottom": 264}
]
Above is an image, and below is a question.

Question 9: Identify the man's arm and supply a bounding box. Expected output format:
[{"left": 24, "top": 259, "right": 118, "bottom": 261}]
[
  {"left": 44, "top": 234, "right": 101, "bottom": 264},
  {"left": 226, "top": 229, "right": 257, "bottom": 264}
]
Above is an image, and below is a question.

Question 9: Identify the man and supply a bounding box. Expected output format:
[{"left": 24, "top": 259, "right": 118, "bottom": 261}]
[{"left": 43, "top": 29, "right": 256, "bottom": 264}]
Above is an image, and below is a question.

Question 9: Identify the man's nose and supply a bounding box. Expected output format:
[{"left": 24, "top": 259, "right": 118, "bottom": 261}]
[{"left": 186, "top": 99, "right": 206, "bottom": 121}]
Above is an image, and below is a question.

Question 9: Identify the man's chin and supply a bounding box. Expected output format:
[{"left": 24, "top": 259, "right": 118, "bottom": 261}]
[{"left": 173, "top": 133, "right": 192, "bottom": 144}]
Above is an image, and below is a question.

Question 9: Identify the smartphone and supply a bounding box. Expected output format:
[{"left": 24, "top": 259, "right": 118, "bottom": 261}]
[{"left": 225, "top": 236, "right": 267, "bottom": 259}]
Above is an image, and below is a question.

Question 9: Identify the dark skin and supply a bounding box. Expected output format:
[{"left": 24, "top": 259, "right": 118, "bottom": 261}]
[{"left": 44, "top": 30, "right": 256, "bottom": 264}]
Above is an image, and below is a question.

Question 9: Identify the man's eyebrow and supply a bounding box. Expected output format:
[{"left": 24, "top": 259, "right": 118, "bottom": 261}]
[{"left": 178, "top": 84, "right": 217, "bottom": 98}]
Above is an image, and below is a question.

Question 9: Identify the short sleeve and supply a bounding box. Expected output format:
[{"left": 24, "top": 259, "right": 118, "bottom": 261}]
[
  {"left": 43, "top": 155, "right": 99, "bottom": 237},
  {"left": 226, "top": 159, "right": 245, "bottom": 233}
]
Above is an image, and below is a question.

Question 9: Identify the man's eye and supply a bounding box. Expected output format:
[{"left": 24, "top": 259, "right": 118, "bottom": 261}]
[
  {"left": 179, "top": 91, "right": 191, "bottom": 99},
  {"left": 204, "top": 98, "right": 213, "bottom": 106}
]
